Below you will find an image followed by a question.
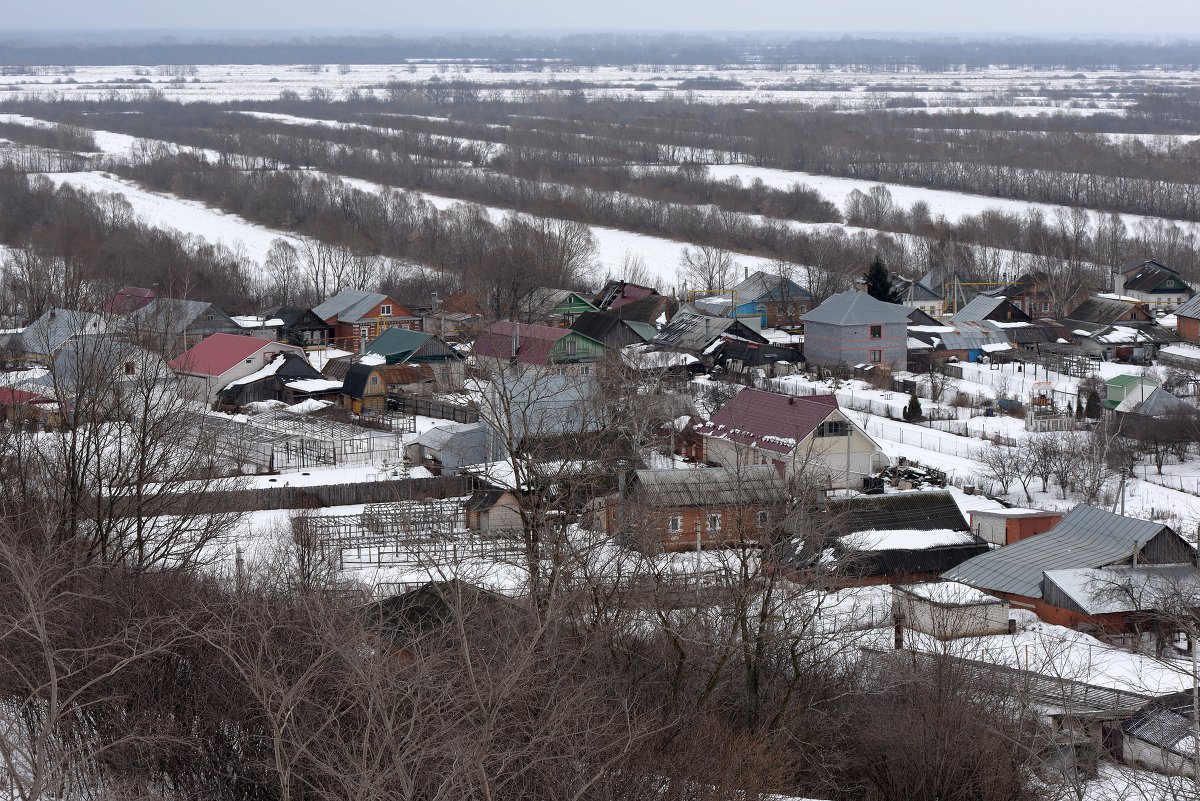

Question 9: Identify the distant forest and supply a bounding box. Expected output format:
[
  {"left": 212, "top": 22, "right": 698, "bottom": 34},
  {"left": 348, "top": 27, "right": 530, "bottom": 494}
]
[{"left": 1, "top": 33, "right": 1199, "bottom": 69}]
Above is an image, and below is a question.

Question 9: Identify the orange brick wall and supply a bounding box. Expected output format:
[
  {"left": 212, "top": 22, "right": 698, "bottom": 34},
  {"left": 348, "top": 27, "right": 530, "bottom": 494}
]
[
  {"left": 1178, "top": 315, "right": 1200, "bottom": 344},
  {"left": 1006, "top": 514, "right": 1063, "bottom": 545}
]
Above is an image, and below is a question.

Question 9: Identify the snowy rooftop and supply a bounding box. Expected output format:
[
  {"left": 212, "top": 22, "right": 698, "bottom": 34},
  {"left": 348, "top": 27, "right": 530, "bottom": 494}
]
[
  {"left": 896, "top": 581, "right": 1003, "bottom": 607},
  {"left": 844, "top": 528, "right": 977, "bottom": 552}
]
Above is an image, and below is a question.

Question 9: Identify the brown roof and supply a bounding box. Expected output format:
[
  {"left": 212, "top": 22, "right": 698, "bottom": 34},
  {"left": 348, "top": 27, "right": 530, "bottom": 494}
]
[
  {"left": 696, "top": 388, "right": 840, "bottom": 455},
  {"left": 473, "top": 321, "right": 572, "bottom": 365},
  {"left": 378, "top": 364, "right": 434, "bottom": 385}
]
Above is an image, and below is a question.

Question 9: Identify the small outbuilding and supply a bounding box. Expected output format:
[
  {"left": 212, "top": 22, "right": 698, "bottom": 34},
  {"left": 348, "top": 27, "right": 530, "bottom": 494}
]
[{"left": 893, "top": 581, "right": 1011, "bottom": 640}]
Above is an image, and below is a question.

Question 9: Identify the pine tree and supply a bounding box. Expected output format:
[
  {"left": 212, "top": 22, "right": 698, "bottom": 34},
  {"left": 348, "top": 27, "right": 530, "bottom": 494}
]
[
  {"left": 1084, "top": 390, "right": 1102, "bottom": 419},
  {"left": 864, "top": 256, "right": 902, "bottom": 304},
  {"left": 903, "top": 391, "right": 922, "bottom": 422}
]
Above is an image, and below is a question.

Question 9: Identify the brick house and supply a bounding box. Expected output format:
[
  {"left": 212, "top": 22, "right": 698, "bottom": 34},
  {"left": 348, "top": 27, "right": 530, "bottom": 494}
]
[
  {"left": 696, "top": 388, "right": 889, "bottom": 489},
  {"left": 602, "top": 465, "right": 788, "bottom": 552},
  {"left": 800, "top": 290, "right": 910, "bottom": 371},
  {"left": 313, "top": 289, "right": 421, "bottom": 351},
  {"left": 1172, "top": 293, "right": 1200, "bottom": 343}
]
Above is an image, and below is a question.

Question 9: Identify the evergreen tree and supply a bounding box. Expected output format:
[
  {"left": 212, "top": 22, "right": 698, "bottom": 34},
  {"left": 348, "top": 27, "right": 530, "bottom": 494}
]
[
  {"left": 864, "top": 256, "right": 903, "bottom": 304},
  {"left": 1084, "top": 390, "right": 1102, "bottom": 419},
  {"left": 903, "top": 391, "right": 922, "bottom": 422}
]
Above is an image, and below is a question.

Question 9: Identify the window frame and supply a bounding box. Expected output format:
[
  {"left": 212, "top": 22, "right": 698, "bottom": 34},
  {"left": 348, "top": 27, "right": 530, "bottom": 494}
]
[{"left": 869, "top": 324, "right": 883, "bottom": 339}]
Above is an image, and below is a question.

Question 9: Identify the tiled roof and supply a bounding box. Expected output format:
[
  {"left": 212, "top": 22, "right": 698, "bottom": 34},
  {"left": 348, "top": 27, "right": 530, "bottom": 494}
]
[{"left": 696, "top": 388, "right": 839, "bottom": 455}]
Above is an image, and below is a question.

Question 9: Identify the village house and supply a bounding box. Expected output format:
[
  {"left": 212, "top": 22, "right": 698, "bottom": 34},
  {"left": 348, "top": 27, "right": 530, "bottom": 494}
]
[
  {"left": 949, "top": 295, "right": 1072, "bottom": 353},
  {"left": 1060, "top": 295, "right": 1179, "bottom": 361},
  {"left": 473, "top": 321, "right": 606, "bottom": 374},
  {"left": 696, "top": 388, "right": 888, "bottom": 488},
  {"left": 364, "top": 327, "right": 465, "bottom": 389},
  {"left": 20, "top": 308, "right": 107, "bottom": 362},
  {"left": 515, "top": 287, "right": 598, "bottom": 326},
  {"left": 694, "top": 270, "right": 815, "bottom": 329},
  {"left": 569, "top": 311, "right": 658, "bottom": 350},
  {"left": 0, "top": 386, "right": 61, "bottom": 428},
  {"left": 313, "top": 289, "right": 421, "bottom": 350},
  {"left": 464, "top": 487, "right": 524, "bottom": 533},
  {"left": 263, "top": 307, "right": 336, "bottom": 347},
  {"left": 800, "top": 290, "right": 911, "bottom": 372},
  {"left": 101, "top": 286, "right": 158, "bottom": 316},
  {"left": 1114, "top": 259, "right": 1194, "bottom": 311},
  {"left": 1170, "top": 293, "right": 1200, "bottom": 343},
  {"left": 170, "top": 333, "right": 307, "bottom": 403},
  {"left": 593, "top": 280, "right": 659, "bottom": 312},
  {"left": 123, "top": 297, "right": 244, "bottom": 354},
  {"left": 423, "top": 291, "right": 486, "bottom": 342},
  {"left": 944, "top": 505, "right": 1197, "bottom": 633},
  {"left": 651, "top": 304, "right": 768, "bottom": 359},
  {"left": 983, "top": 272, "right": 1082, "bottom": 318},
  {"left": 895, "top": 274, "right": 944, "bottom": 318},
  {"left": 217, "top": 352, "right": 342, "bottom": 410},
  {"left": 340, "top": 362, "right": 389, "bottom": 414},
  {"left": 603, "top": 465, "right": 788, "bottom": 552}
]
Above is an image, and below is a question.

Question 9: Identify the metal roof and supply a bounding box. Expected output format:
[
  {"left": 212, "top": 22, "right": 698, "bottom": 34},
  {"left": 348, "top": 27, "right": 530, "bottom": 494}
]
[
  {"left": 829, "top": 490, "right": 969, "bottom": 533},
  {"left": 632, "top": 465, "right": 787, "bottom": 508},
  {"left": 730, "top": 271, "right": 813, "bottom": 303},
  {"left": 943, "top": 505, "right": 1184, "bottom": 599},
  {"left": 800, "top": 290, "right": 912, "bottom": 326},
  {"left": 1042, "top": 564, "right": 1200, "bottom": 615},
  {"left": 20, "top": 308, "right": 106, "bottom": 356},
  {"left": 313, "top": 289, "right": 412, "bottom": 324},
  {"left": 696, "top": 388, "right": 840, "bottom": 455},
  {"left": 652, "top": 307, "right": 765, "bottom": 352}
]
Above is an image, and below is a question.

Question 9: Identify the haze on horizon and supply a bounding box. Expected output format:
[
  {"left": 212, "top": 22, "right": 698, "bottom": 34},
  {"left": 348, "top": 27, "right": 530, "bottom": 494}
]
[{"left": 7, "top": 0, "right": 1200, "bottom": 39}]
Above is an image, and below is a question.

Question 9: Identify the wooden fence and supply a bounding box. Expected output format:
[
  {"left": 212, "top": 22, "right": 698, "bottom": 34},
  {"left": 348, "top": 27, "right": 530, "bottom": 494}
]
[
  {"left": 118, "top": 475, "right": 478, "bottom": 515},
  {"left": 389, "top": 393, "right": 480, "bottom": 424}
]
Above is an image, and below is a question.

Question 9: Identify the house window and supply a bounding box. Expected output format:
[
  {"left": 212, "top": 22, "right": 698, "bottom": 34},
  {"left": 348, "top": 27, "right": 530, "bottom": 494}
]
[
  {"left": 123, "top": 362, "right": 135, "bottom": 375},
  {"left": 359, "top": 325, "right": 371, "bottom": 338},
  {"left": 869, "top": 324, "right": 882, "bottom": 339},
  {"left": 707, "top": 513, "right": 722, "bottom": 532},
  {"left": 668, "top": 516, "right": 683, "bottom": 535},
  {"left": 566, "top": 339, "right": 578, "bottom": 355},
  {"left": 579, "top": 364, "right": 591, "bottom": 376},
  {"left": 817, "top": 420, "right": 849, "bottom": 437},
  {"left": 1041, "top": 302, "right": 1050, "bottom": 314},
  {"left": 870, "top": 350, "right": 882, "bottom": 363},
  {"left": 757, "top": 510, "right": 770, "bottom": 528},
  {"left": 380, "top": 304, "right": 392, "bottom": 316},
  {"left": 369, "top": 376, "right": 380, "bottom": 386}
]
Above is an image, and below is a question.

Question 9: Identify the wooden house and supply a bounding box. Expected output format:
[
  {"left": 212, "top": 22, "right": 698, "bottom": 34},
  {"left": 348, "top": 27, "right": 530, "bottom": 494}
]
[
  {"left": 365, "top": 327, "right": 465, "bottom": 388},
  {"left": 341, "top": 362, "right": 389, "bottom": 414},
  {"left": 1060, "top": 295, "right": 1179, "bottom": 361},
  {"left": 313, "top": 289, "right": 421, "bottom": 350},
  {"left": 218, "top": 351, "right": 342, "bottom": 409},
  {"left": 1115, "top": 259, "right": 1194, "bottom": 311},
  {"left": 569, "top": 311, "right": 657, "bottom": 350},
  {"left": 516, "top": 287, "right": 598, "bottom": 326},
  {"left": 473, "top": 321, "right": 606, "bottom": 374}
]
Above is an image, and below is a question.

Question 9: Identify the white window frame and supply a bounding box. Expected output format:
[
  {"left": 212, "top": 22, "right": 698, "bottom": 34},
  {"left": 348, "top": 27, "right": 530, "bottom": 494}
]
[
  {"left": 380, "top": 304, "right": 392, "bottom": 316},
  {"left": 668, "top": 515, "right": 683, "bottom": 535},
  {"left": 707, "top": 513, "right": 722, "bottom": 532}
]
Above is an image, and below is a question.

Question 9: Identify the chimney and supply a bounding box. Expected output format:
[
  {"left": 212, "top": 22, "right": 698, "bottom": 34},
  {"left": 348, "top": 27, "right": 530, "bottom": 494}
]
[{"left": 511, "top": 323, "right": 519, "bottom": 359}]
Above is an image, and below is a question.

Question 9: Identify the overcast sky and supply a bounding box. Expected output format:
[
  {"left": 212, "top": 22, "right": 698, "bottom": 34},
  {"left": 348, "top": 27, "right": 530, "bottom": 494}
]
[{"left": 7, "top": 0, "right": 1200, "bottom": 37}]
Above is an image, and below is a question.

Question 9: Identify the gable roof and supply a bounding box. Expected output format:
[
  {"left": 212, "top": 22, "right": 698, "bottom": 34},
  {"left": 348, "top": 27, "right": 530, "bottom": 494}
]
[
  {"left": 570, "top": 311, "right": 655, "bottom": 344},
  {"left": 472, "top": 321, "right": 583, "bottom": 365},
  {"left": 943, "top": 505, "right": 1189, "bottom": 599},
  {"left": 1122, "top": 258, "right": 1178, "bottom": 277},
  {"left": 1064, "top": 296, "right": 1144, "bottom": 331},
  {"left": 1175, "top": 293, "right": 1200, "bottom": 320},
  {"left": 632, "top": 465, "right": 787, "bottom": 507},
  {"left": 102, "top": 286, "right": 157, "bottom": 315},
  {"left": 828, "top": 490, "right": 970, "bottom": 534},
  {"left": 124, "top": 297, "right": 237, "bottom": 334},
  {"left": 366, "top": 328, "right": 440, "bottom": 361},
  {"left": 731, "top": 271, "right": 813, "bottom": 303},
  {"left": 800, "top": 290, "right": 912, "bottom": 326},
  {"left": 652, "top": 306, "right": 767, "bottom": 352},
  {"left": 169, "top": 332, "right": 281, "bottom": 376},
  {"left": 896, "top": 277, "right": 942, "bottom": 303},
  {"left": 1118, "top": 386, "right": 1193, "bottom": 416},
  {"left": 517, "top": 287, "right": 597, "bottom": 321},
  {"left": 21, "top": 308, "right": 106, "bottom": 355},
  {"left": 951, "top": 294, "right": 1030, "bottom": 325},
  {"left": 593, "top": 280, "right": 659, "bottom": 311},
  {"left": 313, "top": 289, "right": 411, "bottom": 324},
  {"left": 696, "top": 388, "right": 840, "bottom": 455},
  {"left": 269, "top": 307, "right": 334, "bottom": 330},
  {"left": 600, "top": 293, "right": 678, "bottom": 325}
]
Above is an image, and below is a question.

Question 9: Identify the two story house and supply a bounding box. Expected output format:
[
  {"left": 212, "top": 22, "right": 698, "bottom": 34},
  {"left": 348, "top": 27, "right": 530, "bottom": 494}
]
[
  {"left": 313, "top": 289, "right": 421, "bottom": 350},
  {"left": 800, "top": 290, "right": 910, "bottom": 371}
]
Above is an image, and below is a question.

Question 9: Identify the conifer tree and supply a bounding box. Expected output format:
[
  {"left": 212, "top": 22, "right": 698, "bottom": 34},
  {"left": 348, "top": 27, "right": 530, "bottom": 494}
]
[{"left": 864, "top": 256, "right": 903, "bottom": 303}]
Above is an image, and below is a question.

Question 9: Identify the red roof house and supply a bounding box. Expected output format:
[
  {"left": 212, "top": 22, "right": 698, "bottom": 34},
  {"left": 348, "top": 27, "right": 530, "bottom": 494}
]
[
  {"left": 102, "top": 286, "right": 158, "bottom": 315},
  {"left": 170, "top": 333, "right": 306, "bottom": 402},
  {"left": 696, "top": 388, "right": 888, "bottom": 487}
]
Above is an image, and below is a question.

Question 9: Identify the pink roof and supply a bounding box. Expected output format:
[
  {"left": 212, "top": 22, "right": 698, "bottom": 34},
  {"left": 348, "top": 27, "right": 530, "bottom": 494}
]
[
  {"left": 170, "top": 333, "right": 277, "bottom": 376},
  {"left": 0, "top": 387, "right": 51, "bottom": 405},
  {"left": 696, "top": 388, "right": 840, "bottom": 454},
  {"left": 473, "top": 321, "right": 572, "bottom": 365},
  {"left": 608, "top": 284, "right": 656, "bottom": 310},
  {"left": 102, "top": 286, "right": 157, "bottom": 315}
]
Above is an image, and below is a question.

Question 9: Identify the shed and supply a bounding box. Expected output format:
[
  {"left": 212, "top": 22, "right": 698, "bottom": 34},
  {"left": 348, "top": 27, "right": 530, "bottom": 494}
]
[
  {"left": 893, "top": 582, "right": 1010, "bottom": 640},
  {"left": 407, "top": 422, "right": 492, "bottom": 475}
]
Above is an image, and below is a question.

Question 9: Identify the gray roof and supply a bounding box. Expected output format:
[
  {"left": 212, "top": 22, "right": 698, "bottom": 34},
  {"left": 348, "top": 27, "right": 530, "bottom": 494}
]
[
  {"left": 313, "top": 289, "right": 394, "bottom": 324},
  {"left": 943, "top": 505, "right": 1184, "bottom": 599},
  {"left": 898, "top": 278, "right": 942, "bottom": 303},
  {"left": 800, "top": 291, "right": 911, "bottom": 326},
  {"left": 1174, "top": 293, "right": 1200, "bottom": 320},
  {"left": 124, "top": 298, "right": 237, "bottom": 335},
  {"left": 951, "top": 294, "right": 1011, "bottom": 325},
  {"left": 1121, "top": 386, "right": 1194, "bottom": 417},
  {"left": 633, "top": 465, "right": 786, "bottom": 508},
  {"left": 652, "top": 306, "right": 752, "bottom": 352},
  {"left": 730, "top": 271, "right": 812, "bottom": 303},
  {"left": 21, "top": 308, "right": 105, "bottom": 355},
  {"left": 1042, "top": 564, "right": 1200, "bottom": 615},
  {"left": 35, "top": 335, "right": 172, "bottom": 395}
]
